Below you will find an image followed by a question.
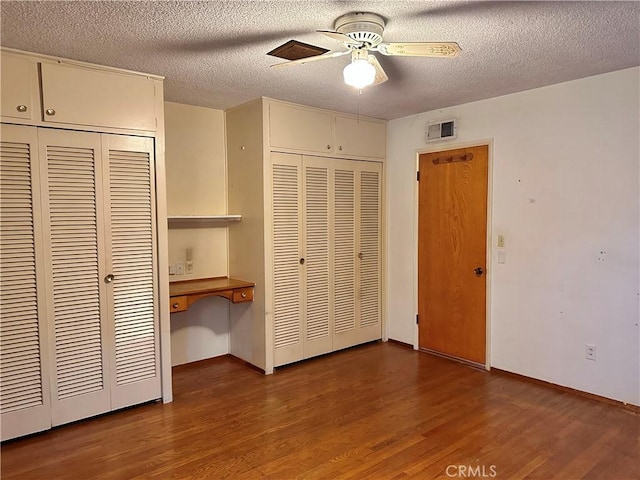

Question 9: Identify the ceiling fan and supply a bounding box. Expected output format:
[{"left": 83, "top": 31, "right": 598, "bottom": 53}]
[{"left": 271, "top": 12, "right": 461, "bottom": 89}]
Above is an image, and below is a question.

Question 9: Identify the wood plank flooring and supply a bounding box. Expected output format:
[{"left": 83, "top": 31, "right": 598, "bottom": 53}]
[{"left": 2, "top": 342, "right": 638, "bottom": 479}]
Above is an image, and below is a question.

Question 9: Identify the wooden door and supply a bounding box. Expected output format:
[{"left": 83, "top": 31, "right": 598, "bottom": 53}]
[
  {"left": 418, "top": 145, "right": 488, "bottom": 365},
  {"left": 0, "top": 124, "right": 51, "bottom": 440}
]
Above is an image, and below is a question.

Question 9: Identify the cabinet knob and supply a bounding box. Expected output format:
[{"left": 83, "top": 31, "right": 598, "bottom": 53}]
[
  {"left": 45, "top": 108, "right": 56, "bottom": 116},
  {"left": 172, "top": 302, "right": 180, "bottom": 309},
  {"left": 299, "top": 258, "right": 305, "bottom": 265},
  {"left": 104, "top": 273, "right": 115, "bottom": 283},
  {"left": 326, "top": 144, "right": 331, "bottom": 150},
  {"left": 358, "top": 252, "right": 363, "bottom": 260},
  {"left": 16, "top": 105, "right": 27, "bottom": 113},
  {"left": 339, "top": 145, "right": 343, "bottom": 151}
]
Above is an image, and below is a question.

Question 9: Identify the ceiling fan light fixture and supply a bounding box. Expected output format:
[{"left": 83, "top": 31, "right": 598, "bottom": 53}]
[{"left": 343, "top": 58, "right": 376, "bottom": 89}]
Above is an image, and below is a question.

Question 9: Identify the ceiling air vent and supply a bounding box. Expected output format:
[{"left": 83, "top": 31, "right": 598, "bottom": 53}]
[
  {"left": 267, "top": 40, "right": 328, "bottom": 61},
  {"left": 426, "top": 119, "right": 456, "bottom": 143}
]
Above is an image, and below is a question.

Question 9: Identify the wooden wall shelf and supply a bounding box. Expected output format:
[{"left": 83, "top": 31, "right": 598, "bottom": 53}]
[
  {"left": 167, "top": 215, "right": 242, "bottom": 228},
  {"left": 169, "top": 277, "right": 255, "bottom": 313}
]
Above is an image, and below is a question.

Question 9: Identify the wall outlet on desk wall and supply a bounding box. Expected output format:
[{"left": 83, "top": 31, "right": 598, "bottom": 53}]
[{"left": 169, "top": 262, "right": 185, "bottom": 275}]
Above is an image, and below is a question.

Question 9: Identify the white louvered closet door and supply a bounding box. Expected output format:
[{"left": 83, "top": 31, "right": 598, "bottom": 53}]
[
  {"left": 271, "top": 153, "right": 304, "bottom": 367},
  {"left": 38, "top": 129, "right": 112, "bottom": 427},
  {"left": 332, "top": 159, "right": 359, "bottom": 350},
  {"left": 0, "top": 125, "right": 51, "bottom": 441},
  {"left": 301, "top": 156, "right": 332, "bottom": 359},
  {"left": 356, "top": 162, "right": 383, "bottom": 343},
  {"left": 102, "top": 135, "right": 160, "bottom": 410}
]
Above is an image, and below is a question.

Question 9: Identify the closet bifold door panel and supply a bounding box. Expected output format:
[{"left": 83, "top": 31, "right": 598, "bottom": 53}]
[
  {"left": 271, "top": 153, "right": 304, "bottom": 367},
  {"left": 38, "top": 129, "right": 112, "bottom": 426},
  {"left": 356, "top": 161, "right": 383, "bottom": 344},
  {"left": 333, "top": 160, "right": 382, "bottom": 350},
  {"left": 332, "top": 159, "right": 358, "bottom": 350},
  {"left": 301, "top": 156, "right": 332, "bottom": 359},
  {"left": 0, "top": 124, "right": 51, "bottom": 441},
  {"left": 102, "top": 135, "right": 160, "bottom": 410}
]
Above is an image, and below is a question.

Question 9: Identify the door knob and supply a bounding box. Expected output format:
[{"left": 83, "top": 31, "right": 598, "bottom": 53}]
[
  {"left": 473, "top": 267, "right": 484, "bottom": 276},
  {"left": 104, "top": 273, "right": 115, "bottom": 283}
]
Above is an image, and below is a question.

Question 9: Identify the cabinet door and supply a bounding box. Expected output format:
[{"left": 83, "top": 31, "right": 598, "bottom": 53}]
[
  {"left": 301, "top": 156, "right": 332, "bottom": 358},
  {"left": 0, "top": 125, "right": 51, "bottom": 441},
  {"left": 332, "top": 159, "right": 358, "bottom": 350},
  {"left": 271, "top": 153, "right": 304, "bottom": 367},
  {"left": 269, "top": 102, "right": 334, "bottom": 154},
  {"left": 335, "top": 116, "right": 387, "bottom": 159},
  {"left": 40, "top": 62, "right": 157, "bottom": 131},
  {"left": 38, "top": 129, "right": 112, "bottom": 426},
  {"left": 102, "top": 134, "right": 161, "bottom": 409},
  {"left": 356, "top": 161, "right": 383, "bottom": 343},
  {"left": 0, "top": 53, "right": 38, "bottom": 122}
]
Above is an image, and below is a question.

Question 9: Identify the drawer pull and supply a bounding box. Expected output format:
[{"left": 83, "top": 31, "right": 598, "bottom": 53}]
[
  {"left": 241, "top": 291, "right": 247, "bottom": 299},
  {"left": 45, "top": 108, "right": 56, "bottom": 116},
  {"left": 17, "top": 105, "right": 27, "bottom": 112},
  {"left": 172, "top": 302, "right": 180, "bottom": 309}
]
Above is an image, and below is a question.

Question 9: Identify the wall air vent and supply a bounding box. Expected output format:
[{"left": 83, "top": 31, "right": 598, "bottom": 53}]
[{"left": 425, "top": 119, "right": 456, "bottom": 143}]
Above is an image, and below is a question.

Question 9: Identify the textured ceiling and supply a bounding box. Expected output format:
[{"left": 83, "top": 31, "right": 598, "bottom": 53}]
[{"left": 1, "top": 1, "right": 639, "bottom": 120}]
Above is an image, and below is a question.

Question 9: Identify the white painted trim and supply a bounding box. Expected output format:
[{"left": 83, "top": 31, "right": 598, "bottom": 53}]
[{"left": 413, "top": 139, "right": 494, "bottom": 370}]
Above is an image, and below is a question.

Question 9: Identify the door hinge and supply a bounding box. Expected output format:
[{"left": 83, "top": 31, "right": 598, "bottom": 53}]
[
  {"left": 416, "top": 171, "right": 420, "bottom": 181},
  {"left": 416, "top": 314, "right": 419, "bottom": 324}
]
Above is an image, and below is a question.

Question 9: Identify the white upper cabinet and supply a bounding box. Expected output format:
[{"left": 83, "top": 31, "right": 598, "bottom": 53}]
[
  {"left": 267, "top": 100, "right": 386, "bottom": 159},
  {"left": 1, "top": 49, "right": 161, "bottom": 132},
  {"left": 40, "top": 62, "right": 157, "bottom": 131},
  {"left": 0, "top": 53, "right": 38, "bottom": 122},
  {"left": 335, "top": 115, "right": 387, "bottom": 159},
  {"left": 269, "top": 102, "right": 334, "bottom": 154}
]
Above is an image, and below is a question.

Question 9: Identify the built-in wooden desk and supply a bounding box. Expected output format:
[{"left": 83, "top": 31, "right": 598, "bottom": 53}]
[{"left": 169, "top": 277, "right": 255, "bottom": 313}]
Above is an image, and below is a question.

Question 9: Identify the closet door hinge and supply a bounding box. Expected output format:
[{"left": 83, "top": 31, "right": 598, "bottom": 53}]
[
  {"left": 416, "top": 314, "right": 419, "bottom": 324},
  {"left": 416, "top": 171, "right": 420, "bottom": 181}
]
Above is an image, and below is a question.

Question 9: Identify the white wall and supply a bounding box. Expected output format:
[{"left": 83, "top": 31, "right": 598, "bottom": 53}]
[
  {"left": 165, "top": 101, "right": 230, "bottom": 366},
  {"left": 387, "top": 68, "right": 640, "bottom": 405}
]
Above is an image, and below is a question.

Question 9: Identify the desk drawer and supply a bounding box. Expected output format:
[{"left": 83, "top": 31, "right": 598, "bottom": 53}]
[
  {"left": 170, "top": 295, "right": 187, "bottom": 313},
  {"left": 232, "top": 287, "right": 253, "bottom": 303}
]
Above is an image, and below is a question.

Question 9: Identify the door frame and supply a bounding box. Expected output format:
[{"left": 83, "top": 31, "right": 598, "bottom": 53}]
[{"left": 412, "top": 139, "right": 494, "bottom": 370}]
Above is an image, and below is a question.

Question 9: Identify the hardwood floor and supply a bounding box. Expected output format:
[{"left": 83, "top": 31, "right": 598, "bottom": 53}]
[{"left": 2, "top": 342, "right": 638, "bottom": 479}]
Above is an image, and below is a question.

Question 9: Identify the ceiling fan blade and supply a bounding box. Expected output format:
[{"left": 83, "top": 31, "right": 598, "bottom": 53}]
[
  {"left": 270, "top": 50, "right": 350, "bottom": 68},
  {"left": 368, "top": 55, "right": 389, "bottom": 85},
  {"left": 376, "top": 42, "right": 461, "bottom": 57},
  {"left": 317, "top": 30, "right": 359, "bottom": 45}
]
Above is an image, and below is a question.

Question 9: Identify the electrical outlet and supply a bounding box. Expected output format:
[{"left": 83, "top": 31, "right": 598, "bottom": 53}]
[
  {"left": 185, "top": 260, "right": 194, "bottom": 274},
  {"left": 175, "top": 261, "right": 185, "bottom": 275},
  {"left": 585, "top": 344, "right": 597, "bottom": 361}
]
